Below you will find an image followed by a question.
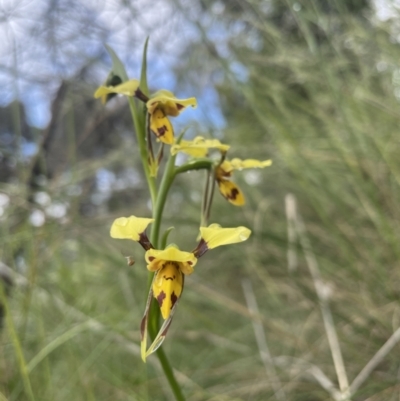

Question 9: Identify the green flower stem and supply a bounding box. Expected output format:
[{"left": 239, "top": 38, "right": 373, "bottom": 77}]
[
  {"left": 156, "top": 347, "right": 186, "bottom": 401},
  {"left": 150, "top": 153, "right": 178, "bottom": 248},
  {"left": 144, "top": 156, "right": 213, "bottom": 401},
  {"left": 144, "top": 151, "right": 183, "bottom": 401},
  {"left": 128, "top": 98, "right": 157, "bottom": 207},
  {"left": 174, "top": 159, "right": 213, "bottom": 175},
  {"left": 200, "top": 169, "right": 212, "bottom": 227}
]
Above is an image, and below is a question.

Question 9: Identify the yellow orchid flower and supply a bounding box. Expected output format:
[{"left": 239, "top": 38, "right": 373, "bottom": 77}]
[
  {"left": 215, "top": 158, "right": 272, "bottom": 206},
  {"left": 140, "top": 245, "right": 198, "bottom": 360},
  {"left": 147, "top": 90, "right": 197, "bottom": 145},
  {"left": 110, "top": 216, "right": 251, "bottom": 361},
  {"left": 170, "top": 136, "right": 230, "bottom": 157},
  {"left": 94, "top": 83, "right": 196, "bottom": 145}
]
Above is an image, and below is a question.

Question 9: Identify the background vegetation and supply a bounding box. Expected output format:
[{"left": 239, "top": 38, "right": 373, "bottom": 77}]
[{"left": 1, "top": 0, "right": 400, "bottom": 400}]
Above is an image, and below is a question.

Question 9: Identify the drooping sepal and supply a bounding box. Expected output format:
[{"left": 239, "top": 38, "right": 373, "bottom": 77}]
[
  {"left": 140, "top": 279, "right": 154, "bottom": 362},
  {"left": 143, "top": 303, "right": 177, "bottom": 359}
]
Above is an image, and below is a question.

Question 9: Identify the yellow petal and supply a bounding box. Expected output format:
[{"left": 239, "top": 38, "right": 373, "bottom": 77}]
[
  {"left": 199, "top": 224, "right": 251, "bottom": 250},
  {"left": 228, "top": 158, "right": 272, "bottom": 171},
  {"left": 217, "top": 180, "right": 245, "bottom": 206},
  {"left": 152, "top": 262, "right": 183, "bottom": 319},
  {"left": 149, "top": 109, "right": 174, "bottom": 144},
  {"left": 94, "top": 79, "right": 140, "bottom": 100},
  {"left": 147, "top": 89, "right": 197, "bottom": 117},
  {"left": 171, "top": 136, "right": 230, "bottom": 157},
  {"left": 145, "top": 246, "right": 197, "bottom": 273},
  {"left": 110, "top": 216, "right": 154, "bottom": 241}
]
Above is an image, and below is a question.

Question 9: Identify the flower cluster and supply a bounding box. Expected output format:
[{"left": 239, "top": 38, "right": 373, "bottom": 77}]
[{"left": 94, "top": 44, "right": 271, "bottom": 362}]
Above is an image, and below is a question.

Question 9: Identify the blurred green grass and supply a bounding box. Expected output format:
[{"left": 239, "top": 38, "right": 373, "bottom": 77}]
[{"left": 2, "top": 1, "right": 400, "bottom": 400}]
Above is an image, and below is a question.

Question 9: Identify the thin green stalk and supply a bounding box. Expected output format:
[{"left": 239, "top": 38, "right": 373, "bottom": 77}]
[
  {"left": 128, "top": 98, "right": 157, "bottom": 207},
  {"left": 200, "top": 170, "right": 211, "bottom": 227},
  {"left": 150, "top": 157, "right": 213, "bottom": 248},
  {"left": 205, "top": 171, "right": 216, "bottom": 224},
  {"left": 150, "top": 153, "right": 178, "bottom": 248},
  {"left": 0, "top": 283, "right": 36, "bottom": 401},
  {"left": 174, "top": 159, "right": 213, "bottom": 175},
  {"left": 156, "top": 347, "right": 185, "bottom": 401}
]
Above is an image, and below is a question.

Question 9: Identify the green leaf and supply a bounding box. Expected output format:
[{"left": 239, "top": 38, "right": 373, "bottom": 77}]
[
  {"left": 161, "top": 227, "right": 175, "bottom": 250},
  {"left": 140, "top": 36, "right": 150, "bottom": 97},
  {"left": 104, "top": 44, "right": 129, "bottom": 82}
]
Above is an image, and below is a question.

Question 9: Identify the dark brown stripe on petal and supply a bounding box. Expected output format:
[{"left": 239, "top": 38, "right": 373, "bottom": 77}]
[
  {"left": 171, "top": 292, "right": 178, "bottom": 308},
  {"left": 228, "top": 188, "right": 239, "bottom": 200},
  {"left": 140, "top": 315, "right": 147, "bottom": 339},
  {"left": 157, "top": 126, "right": 168, "bottom": 137},
  {"left": 157, "top": 291, "right": 166, "bottom": 307},
  {"left": 176, "top": 103, "right": 184, "bottom": 110}
]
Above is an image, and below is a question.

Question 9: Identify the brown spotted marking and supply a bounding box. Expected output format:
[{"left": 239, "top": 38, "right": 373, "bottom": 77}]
[
  {"left": 171, "top": 291, "right": 178, "bottom": 308},
  {"left": 227, "top": 188, "right": 239, "bottom": 200},
  {"left": 157, "top": 291, "right": 166, "bottom": 307},
  {"left": 140, "top": 316, "right": 147, "bottom": 339},
  {"left": 157, "top": 125, "right": 168, "bottom": 137}
]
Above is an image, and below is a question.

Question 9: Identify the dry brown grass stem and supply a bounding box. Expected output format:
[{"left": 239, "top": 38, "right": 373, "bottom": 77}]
[
  {"left": 285, "top": 194, "right": 351, "bottom": 400},
  {"left": 242, "top": 278, "right": 286, "bottom": 400}
]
